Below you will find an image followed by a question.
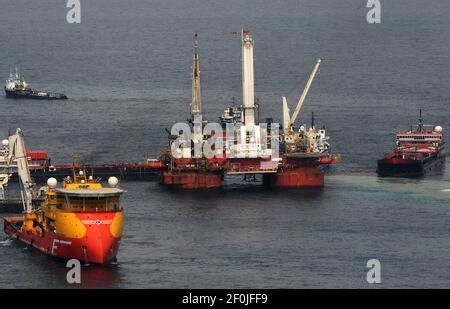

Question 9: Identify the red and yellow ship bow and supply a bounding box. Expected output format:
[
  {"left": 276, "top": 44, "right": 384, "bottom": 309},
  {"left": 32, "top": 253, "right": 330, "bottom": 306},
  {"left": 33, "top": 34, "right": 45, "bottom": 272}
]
[{"left": 4, "top": 171, "right": 125, "bottom": 265}]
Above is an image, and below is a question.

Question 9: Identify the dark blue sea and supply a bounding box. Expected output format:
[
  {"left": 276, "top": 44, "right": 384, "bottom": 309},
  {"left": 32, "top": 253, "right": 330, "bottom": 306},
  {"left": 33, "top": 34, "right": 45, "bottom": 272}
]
[{"left": 0, "top": 0, "right": 449, "bottom": 288}]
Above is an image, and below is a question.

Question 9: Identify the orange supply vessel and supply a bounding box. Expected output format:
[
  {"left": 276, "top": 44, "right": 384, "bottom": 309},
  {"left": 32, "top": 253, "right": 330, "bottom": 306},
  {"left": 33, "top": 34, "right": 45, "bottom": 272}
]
[{"left": 4, "top": 167, "right": 125, "bottom": 265}]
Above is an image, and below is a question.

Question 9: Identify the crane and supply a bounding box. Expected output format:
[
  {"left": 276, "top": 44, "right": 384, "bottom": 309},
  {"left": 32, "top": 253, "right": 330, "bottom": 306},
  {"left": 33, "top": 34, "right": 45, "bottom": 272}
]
[
  {"left": 6, "top": 128, "right": 36, "bottom": 217},
  {"left": 283, "top": 58, "right": 322, "bottom": 133}
]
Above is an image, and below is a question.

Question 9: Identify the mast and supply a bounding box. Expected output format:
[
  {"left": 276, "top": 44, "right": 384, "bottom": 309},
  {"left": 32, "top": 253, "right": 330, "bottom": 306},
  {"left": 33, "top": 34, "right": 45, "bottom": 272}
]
[
  {"left": 418, "top": 108, "right": 423, "bottom": 131},
  {"left": 7, "top": 128, "right": 35, "bottom": 214},
  {"left": 190, "top": 33, "right": 202, "bottom": 118},
  {"left": 241, "top": 29, "right": 255, "bottom": 126}
]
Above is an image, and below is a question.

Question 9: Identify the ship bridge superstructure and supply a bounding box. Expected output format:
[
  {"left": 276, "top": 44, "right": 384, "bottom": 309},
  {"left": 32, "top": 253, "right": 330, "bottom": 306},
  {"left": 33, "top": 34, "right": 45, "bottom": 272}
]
[
  {"left": 395, "top": 110, "right": 444, "bottom": 148},
  {"left": 5, "top": 67, "right": 28, "bottom": 91}
]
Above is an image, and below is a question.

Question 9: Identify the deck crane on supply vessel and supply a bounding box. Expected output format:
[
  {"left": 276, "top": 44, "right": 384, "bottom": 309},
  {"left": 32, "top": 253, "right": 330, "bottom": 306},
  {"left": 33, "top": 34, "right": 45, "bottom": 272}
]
[
  {"left": 0, "top": 135, "right": 45, "bottom": 212},
  {"left": 4, "top": 129, "right": 38, "bottom": 229}
]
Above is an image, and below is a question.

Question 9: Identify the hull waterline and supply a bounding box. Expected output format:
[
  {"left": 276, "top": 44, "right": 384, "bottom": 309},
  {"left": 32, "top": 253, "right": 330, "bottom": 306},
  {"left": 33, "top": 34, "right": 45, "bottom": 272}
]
[{"left": 3, "top": 210, "right": 123, "bottom": 265}]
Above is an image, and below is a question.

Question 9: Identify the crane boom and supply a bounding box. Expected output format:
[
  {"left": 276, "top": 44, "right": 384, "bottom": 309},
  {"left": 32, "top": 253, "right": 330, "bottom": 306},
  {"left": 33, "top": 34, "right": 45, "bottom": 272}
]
[
  {"left": 288, "top": 58, "right": 322, "bottom": 129},
  {"left": 7, "top": 128, "right": 35, "bottom": 214}
]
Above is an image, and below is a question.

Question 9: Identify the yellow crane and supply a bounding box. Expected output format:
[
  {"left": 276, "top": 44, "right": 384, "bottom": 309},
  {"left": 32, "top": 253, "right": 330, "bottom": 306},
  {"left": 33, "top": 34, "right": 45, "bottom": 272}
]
[{"left": 283, "top": 58, "right": 322, "bottom": 134}]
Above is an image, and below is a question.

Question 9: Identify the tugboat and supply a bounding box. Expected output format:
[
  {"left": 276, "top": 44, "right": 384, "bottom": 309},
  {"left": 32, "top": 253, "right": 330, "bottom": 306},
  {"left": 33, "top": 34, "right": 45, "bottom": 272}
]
[
  {"left": 377, "top": 110, "right": 445, "bottom": 177},
  {"left": 4, "top": 67, "right": 67, "bottom": 100},
  {"left": 3, "top": 129, "right": 124, "bottom": 264}
]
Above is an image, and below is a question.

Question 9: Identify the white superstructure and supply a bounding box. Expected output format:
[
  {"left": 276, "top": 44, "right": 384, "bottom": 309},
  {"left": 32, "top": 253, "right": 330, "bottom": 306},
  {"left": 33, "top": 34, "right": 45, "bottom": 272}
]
[
  {"left": 5, "top": 129, "right": 36, "bottom": 213},
  {"left": 225, "top": 30, "right": 274, "bottom": 159},
  {"left": 282, "top": 58, "right": 330, "bottom": 154},
  {"left": 5, "top": 67, "right": 29, "bottom": 91}
]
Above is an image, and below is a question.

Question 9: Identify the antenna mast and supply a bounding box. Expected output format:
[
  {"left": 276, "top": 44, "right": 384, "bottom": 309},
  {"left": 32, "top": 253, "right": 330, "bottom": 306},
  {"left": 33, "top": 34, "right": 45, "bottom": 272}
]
[{"left": 418, "top": 108, "right": 423, "bottom": 131}]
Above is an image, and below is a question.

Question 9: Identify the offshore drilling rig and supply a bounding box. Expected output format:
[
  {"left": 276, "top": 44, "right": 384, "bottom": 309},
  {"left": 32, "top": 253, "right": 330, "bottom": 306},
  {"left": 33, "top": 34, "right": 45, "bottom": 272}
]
[{"left": 158, "top": 30, "right": 339, "bottom": 189}]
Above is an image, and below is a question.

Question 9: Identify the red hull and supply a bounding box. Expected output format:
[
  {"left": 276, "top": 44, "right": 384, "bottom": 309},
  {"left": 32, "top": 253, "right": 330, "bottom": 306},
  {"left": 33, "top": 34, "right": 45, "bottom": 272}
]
[
  {"left": 162, "top": 171, "right": 223, "bottom": 189},
  {"left": 377, "top": 152, "right": 445, "bottom": 177},
  {"left": 382, "top": 158, "right": 417, "bottom": 164},
  {"left": 147, "top": 161, "right": 165, "bottom": 169},
  {"left": 264, "top": 166, "right": 324, "bottom": 187},
  {"left": 3, "top": 212, "right": 121, "bottom": 264}
]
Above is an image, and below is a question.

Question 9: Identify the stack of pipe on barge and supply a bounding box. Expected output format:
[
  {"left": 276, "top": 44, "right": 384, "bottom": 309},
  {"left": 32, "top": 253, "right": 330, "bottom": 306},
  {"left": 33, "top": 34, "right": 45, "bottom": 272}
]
[
  {"left": 6, "top": 161, "right": 164, "bottom": 181},
  {"left": 32, "top": 160, "right": 164, "bottom": 180},
  {"left": 1, "top": 141, "right": 165, "bottom": 181}
]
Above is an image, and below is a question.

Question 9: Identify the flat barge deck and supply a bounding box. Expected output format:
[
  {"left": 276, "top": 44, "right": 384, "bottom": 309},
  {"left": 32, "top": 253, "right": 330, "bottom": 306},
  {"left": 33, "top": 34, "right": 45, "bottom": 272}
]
[{"left": 8, "top": 162, "right": 163, "bottom": 182}]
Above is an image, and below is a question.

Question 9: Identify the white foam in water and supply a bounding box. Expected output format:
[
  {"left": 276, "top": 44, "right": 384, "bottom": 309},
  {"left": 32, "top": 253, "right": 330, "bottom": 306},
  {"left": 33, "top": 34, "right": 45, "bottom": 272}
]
[
  {"left": 440, "top": 189, "right": 450, "bottom": 192},
  {"left": 0, "top": 239, "right": 12, "bottom": 247}
]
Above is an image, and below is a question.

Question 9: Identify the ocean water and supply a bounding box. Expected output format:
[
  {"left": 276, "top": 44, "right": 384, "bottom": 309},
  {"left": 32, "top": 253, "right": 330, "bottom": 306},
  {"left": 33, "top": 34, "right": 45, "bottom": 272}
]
[{"left": 0, "top": 0, "right": 449, "bottom": 288}]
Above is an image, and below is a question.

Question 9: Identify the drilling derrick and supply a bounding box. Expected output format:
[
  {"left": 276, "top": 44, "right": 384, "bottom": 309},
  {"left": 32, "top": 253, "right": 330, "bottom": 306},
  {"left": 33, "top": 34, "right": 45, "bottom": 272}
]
[
  {"left": 190, "top": 33, "right": 204, "bottom": 149},
  {"left": 161, "top": 33, "right": 225, "bottom": 188}
]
